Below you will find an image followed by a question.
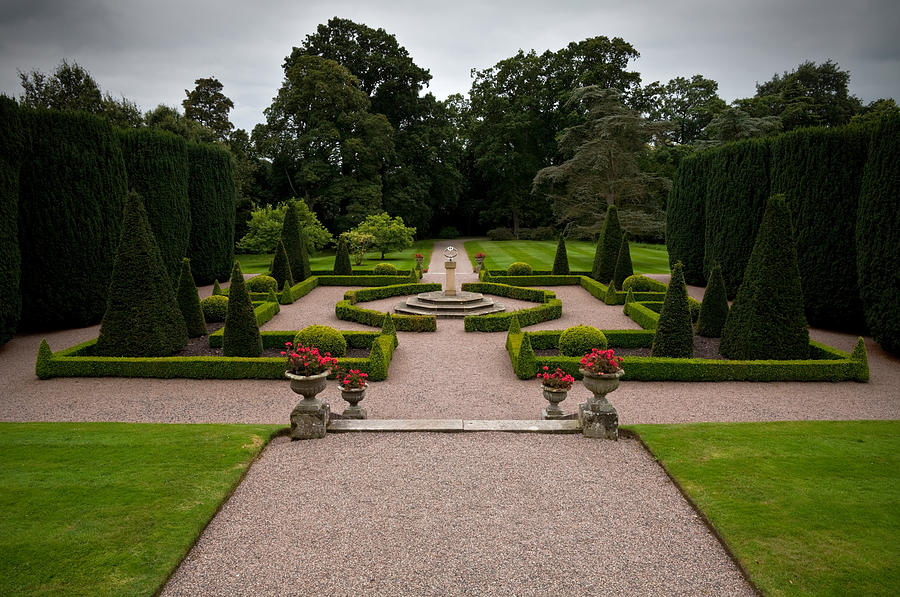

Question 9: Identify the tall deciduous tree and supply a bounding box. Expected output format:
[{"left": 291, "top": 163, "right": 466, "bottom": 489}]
[
  {"left": 352, "top": 212, "right": 415, "bottom": 259},
  {"left": 183, "top": 77, "right": 234, "bottom": 141},
  {"left": 646, "top": 75, "right": 726, "bottom": 145}
]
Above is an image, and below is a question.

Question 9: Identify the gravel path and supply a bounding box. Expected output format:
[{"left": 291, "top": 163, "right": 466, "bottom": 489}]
[{"left": 162, "top": 433, "right": 755, "bottom": 597}]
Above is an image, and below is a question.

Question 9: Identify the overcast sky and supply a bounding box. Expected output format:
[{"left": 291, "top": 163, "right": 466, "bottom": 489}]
[{"left": 1, "top": 0, "right": 897, "bottom": 132}]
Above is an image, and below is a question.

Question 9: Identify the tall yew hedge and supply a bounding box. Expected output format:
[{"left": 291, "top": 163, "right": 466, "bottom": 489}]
[
  {"left": 0, "top": 97, "right": 21, "bottom": 345},
  {"left": 856, "top": 115, "right": 900, "bottom": 354},
  {"left": 118, "top": 128, "right": 190, "bottom": 283},
  {"left": 187, "top": 142, "right": 235, "bottom": 284},
  {"left": 665, "top": 151, "right": 710, "bottom": 285},
  {"left": 17, "top": 108, "right": 128, "bottom": 328}
]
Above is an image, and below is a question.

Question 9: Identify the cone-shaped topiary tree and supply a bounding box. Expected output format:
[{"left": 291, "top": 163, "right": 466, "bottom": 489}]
[
  {"left": 270, "top": 239, "right": 294, "bottom": 291},
  {"left": 281, "top": 200, "right": 305, "bottom": 281},
  {"left": 720, "top": 195, "right": 809, "bottom": 359},
  {"left": 298, "top": 227, "right": 312, "bottom": 281},
  {"left": 96, "top": 191, "right": 188, "bottom": 356},
  {"left": 223, "top": 261, "right": 262, "bottom": 357},
  {"left": 333, "top": 235, "right": 352, "bottom": 275},
  {"left": 514, "top": 333, "right": 538, "bottom": 379},
  {"left": 381, "top": 312, "right": 399, "bottom": 348},
  {"left": 212, "top": 279, "right": 222, "bottom": 295},
  {"left": 551, "top": 234, "right": 570, "bottom": 275},
  {"left": 591, "top": 205, "right": 622, "bottom": 282},
  {"left": 612, "top": 233, "right": 634, "bottom": 289},
  {"left": 176, "top": 258, "right": 207, "bottom": 338},
  {"left": 651, "top": 261, "right": 694, "bottom": 358},
  {"left": 697, "top": 262, "right": 729, "bottom": 338}
]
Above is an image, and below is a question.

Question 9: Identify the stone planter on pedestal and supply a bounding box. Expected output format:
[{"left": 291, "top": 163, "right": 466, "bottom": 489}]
[
  {"left": 578, "top": 368, "right": 624, "bottom": 440},
  {"left": 541, "top": 385, "right": 568, "bottom": 419},
  {"left": 286, "top": 370, "right": 331, "bottom": 440},
  {"left": 340, "top": 384, "right": 368, "bottom": 419},
  {"left": 474, "top": 257, "right": 485, "bottom": 273}
]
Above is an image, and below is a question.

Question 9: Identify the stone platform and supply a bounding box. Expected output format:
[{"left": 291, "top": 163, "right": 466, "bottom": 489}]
[{"left": 394, "top": 290, "right": 505, "bottom": 318}]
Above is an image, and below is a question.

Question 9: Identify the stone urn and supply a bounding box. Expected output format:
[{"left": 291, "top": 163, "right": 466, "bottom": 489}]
[
  {"left": 541, "top": 385, "right": 568, "bottom": 420},
  {"left": 286, "top": 370, "right": 331, "bottom": 440},
  {"left": 415, "top": 255, "right": 424, "bottom": 266},
  {"left": 577, "top": 368, "right": 624, "bottom": 440},
  {"left": 340, "top": 383, "right": 368, "bottom": 419},
  {"left": 474, "top": 256, "right": 485, "bottom": 273}
]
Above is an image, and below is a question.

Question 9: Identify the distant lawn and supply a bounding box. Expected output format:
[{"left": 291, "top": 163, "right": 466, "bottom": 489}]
[
  {"left": 630, "top": 421, "right": 900, "bottom": 597},
  {"left": 236, "top": 239, "right": 435, "bottom": 275},
  {"left": 0, "top": 422, "right": 283, "bottom": 596},
  {"left": 463, "top": 239, "right": 670, "bottom": 274}
]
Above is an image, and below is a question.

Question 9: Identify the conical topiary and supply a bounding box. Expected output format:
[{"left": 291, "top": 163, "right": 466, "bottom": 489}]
[
  {"left": 514, "top": 333, "right": 538, "bottom": 379},
  {"left": 650, "top": 261, "right": 694, "bottom": 358},
  {"left": 281, "top": 200, "right": 306, "bottom": 282},
  {"left": 720, "top": 195, "right": 809, "bottom": 360},
  {"left": 298, "top": 227, "right": 312, "bottom": 281},
  {"left": 697, "top": 262, "right": 729, "bottom": 338},
  {"left": 381, "top": 312, "right": 399, "bottom": 348},
  {"left": 591, "top": 204, "right": 622, "bottom": 282},
  {"left": 334, "top": 235, "right": 352, "bottom": 275},
  {"left": 604, "top": 280, "right": 619, "bottom": 305},
  {"left": 96, "top": 191, "right": 188, "bottom": 356},
  {"left": 552, "top": 234, "right": 570, "bottom": 275},
  {"left": 212, "top": 279, "right": 222, "bottom": 295},
  {"left": 176, "top": 258, "right": 207, "bottom": 338},
  {"left": 270, "top": 239, "right": 294, "bottom": 291},
  {"left": 223, "top": 261, "right": 262, "bottom": 357},
  {"left": 612, "top": 233, "right": 634, "bottom": 290}
]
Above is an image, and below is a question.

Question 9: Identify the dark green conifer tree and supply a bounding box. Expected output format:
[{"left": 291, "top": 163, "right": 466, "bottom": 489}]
[
  {"left": 176, "top": 257, "right": 207, "bottom": 337},
  {"left": 333, "top": 235, "right": 352, "bottom": 274},
  {"left": 0, "top": 96, "right": 22, "bottom": 345},
  {"left": 298, "top": 227, "right": 312, "bottom": 281},
  {"left": 591, "top": 205, "right": 622, "bottom": 282},
  {"left": 551, "top": 234, "right": 570, "bottom": 275},
  {"left": 223, "top": 261, "right": 262, "bottom": 357},
  {"left": 697, "top": 262, "right": 729, "bottom": 338},
  {"left": 281, "top": 200, "right": 306, "bottom": 281},
  {"left": 651, "top": 261, "right": 694, "bottom": 358},
  {"left": 720, "top": 195, "right": 809, "bottom": 359},
  {"left": 270, "top": 239, "right": 294, "bottom": 290},
  {"left": 96, "top": 192, "right": 188, "bottom": 356},
  {"left": 612, "top": 233, "right": 634, "bottom": 289}
]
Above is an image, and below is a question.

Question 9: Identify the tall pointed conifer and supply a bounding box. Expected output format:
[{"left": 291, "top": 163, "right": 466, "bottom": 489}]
[
  {"left": 176, "top": 257, "right": 207, "bottom": 337},
  {"left": 591, "top": 205, "right": 622, "bottom": 282},
  {"left": 650, "top": 261, "right": 694, "bottom": 358},
  {"left": 270, "top": 239, "right": 294, "bottom": 290},
  {"left": 280, "top": 200, "right": 304, "bottom": 281},
  {"left": 223, "top": 261, "right": 262, "bottom": 357},
  {"left": 612, "top": 233, "right": 634, "bottom": 289},
  {"left": 552, "top": 234, "right": 570, "bottom": 275}
]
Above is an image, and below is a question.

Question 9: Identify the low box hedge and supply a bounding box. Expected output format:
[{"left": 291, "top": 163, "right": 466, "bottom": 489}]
[
  {"left": 35, "top": 330, "right": 398, "bottom": 381},
  {"left": 505, "top": 328, "right": 869, "bottom": 382},
  {"left": 310, "top": 269, "right": 413, "bottom": 277},
  {"left": 279, "top": 276, "right": 319, "bottom": 304},
  {"left": 335, "top": 300, "right": 437, "bottom": 332},
  {"left": 318, "top": 275, "right": 414, "bottom": 287},
  {"left": 624, "top": 298, "right": 700, "bottom": 329},
  {"left": 346, "top": 282, "right": 441, "bottom": 303},
  {"left": 464, "top": 298, "right": 562, "bottom": 332},
  {"left": 487, "top": 275, "right": 582, "bottom": 286},
  {"left": 208, "top": 300, "right": 280, "bottom": 348},
  {"left": 460, "top": 282, "right": 554, "bottom": 303}
]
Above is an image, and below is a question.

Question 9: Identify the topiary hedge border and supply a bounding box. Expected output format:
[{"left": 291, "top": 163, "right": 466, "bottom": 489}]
[
  {"left": 506, "top": 328, "right": 869, "bottom": 382},
  {"left": 459, "top": 281, "right": 561, "bottom": 332},
  {"left": 35, "top": 329, "right": 398, "bottom": 381},
  {"left": 335, "top": 283, "right": 441, "bottom": 332},
  {"left": 208, "top": 300, "right": 280, "bottom": 348}
]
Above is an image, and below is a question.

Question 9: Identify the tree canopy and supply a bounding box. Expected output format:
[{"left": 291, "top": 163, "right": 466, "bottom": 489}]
[{"left": 183, "top": 77, "right": 234, "bottom": 141}]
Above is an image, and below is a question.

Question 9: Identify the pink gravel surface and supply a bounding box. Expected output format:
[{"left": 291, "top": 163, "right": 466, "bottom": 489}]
[{"left": 162, "top": 432, "right": 756, "bottom": 597}]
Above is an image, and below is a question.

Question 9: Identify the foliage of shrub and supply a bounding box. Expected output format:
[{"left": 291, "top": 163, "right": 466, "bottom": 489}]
[
  {"left": 651, "top": 262, "right": 694, "bottom": 358},
  {"left": 856, "top": 114, "right": 900, "bottom": 353},
  {"left": 236, "top": 199, "right": 332, "bottom": 254},
  {"left": 437, "top": 226, "right": 459, "bottom": 238},
  {"left": 347, "top": 283, "right": 442, "bottom": 304},
  {"left": 246, "top": 275, "right": 278, "bottom": 294},
  {"left": 507, "top": 262, "right": 533, "bottom": 276},
  {"left": 0, "top": 96, "right": 21, "bottom": 345},
  {"left": 186, "top": 142, "right": 235, "bottom": 284},
  {"left": 373, "top": 263, "right": 398, "bottom": 275},
  {"left": 489, "top": 275, "right": 581, "bottom": 286},
  {"left": 335, "top": 300, "right": 437, "bottom": 332},
  {"left": 118, "top": 128, "right": 190, "bottom": 283},
  {"left": 176, "top": 258, "right": 206, "bottom": 337},
  {"left": 96, "top": 192, "right": 188, "bottom": 356},
  {"left": 720, "top": 195, "right": 809, "bottom": 360},
  {"left": 223, "top": 262, "right": 262, "bottom": 357},
  {"left": 612, "top": 234, "right": 634, "bottom": 289},
  {"left": 294, "top": 324, "right": 347, "bottom": 357},
  {"left": 269, "top": 240, "right": 294, "bottom": 291},
  {"left": 665, "top": 151, "right": 711, "bottom": 285},
  {"left": 486, "top": 227, "right": 515, "bottom": 240},
  {"left": 518, "top": 226, "right": 558, "bottom": 240},
  {"left": 464, "top": 299, "right": 562, "bottom": 332},
  {"left": 460, "top": 282, "right": 551, "bottom": 303},
  {"left": 559, "top": 325, "right": 608, "bottom": 356},
  {"left": 697, "top": 262, "right": 728, "bottom": 338},
  {"left": 352, "top": 212, "right": 416, "bottom": 259},
  {"left": 333, "top": 235, "right": 353, "bottom": 275},
  {"left": 622, "top": 275, "right": 667, "bottom": 292},
  {"left": 280, "top": 199, "right": 306, "bottom": 282},
  {"left": 207, "top": 300, "right": 280, "bottom": 347},
  {"left": 591, "top": 205, "right": 622, "bottom": 283},
  {"left": 552, "top": 235, "right": 569, "bottom": 275},
  {"left": 18, "top": 107, "right": 129, "bottom": 328}
]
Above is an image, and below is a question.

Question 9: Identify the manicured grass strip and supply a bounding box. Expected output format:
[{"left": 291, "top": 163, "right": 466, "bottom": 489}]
[
  {"left": 464, "top": 239, "right": 670, "bottom": 274},
  {"left": 237, "top": 239, "right": 435, "bottom": 275},
  {"left": 0, "top": 422, "right": 283, "bottom": 597},
  {"left": 629, "top": 421, "right": 900, "bottom": 597}
]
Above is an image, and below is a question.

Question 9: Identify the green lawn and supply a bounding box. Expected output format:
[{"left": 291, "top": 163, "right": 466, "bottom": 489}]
[
  {"left": 630, "top": 421, "right": 900, "bottom": 596},
  {"left": 463, "top": 239, "right": 670, "bottom": 274},
  {"left": 0, "top": 422, "right": 283, "bottom": 596},
  {"left": 236, "top": 239, "right": 436, "bottom": 275}
]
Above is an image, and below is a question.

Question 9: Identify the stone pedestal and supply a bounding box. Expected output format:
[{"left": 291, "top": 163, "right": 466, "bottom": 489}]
[
  {"left": 444, "top": 260, "right": 457, "bottom": 296},
  {"left": 578, "top": 400, "right": 618, "bottom": 440},
  {"left": 290, "top": 402, "right": 330, "bottom": 440}
]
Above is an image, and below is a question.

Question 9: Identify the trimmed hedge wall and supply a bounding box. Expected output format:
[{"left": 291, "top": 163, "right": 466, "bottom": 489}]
[
  {"left": 118, "top": 128, "right": 190, "bottom": 283},
  {"left": 347, "top": 282, "right": 442, "bottom": 303},
  {"left": 209, "top": 300, "right": 281, "bottom": 348},
  {"left": 279, "top": 276, "right": 320, "bottom": 304},
  {"left": 464, "top": 298, "right": 562, "bottom": 332},
  {"left": 488, "top": 275, "right": 581, "bottom": 286},
  {"left": 665, "top": 151, "right": 710, "bottom": 285},
  {"left": 460, "top": 282, "right": 552, "bottom": 303},
  {"left": 186, "top": 142, "right": 235, "bottom": 284},
  {"left": 335, "top": 300, "right": 437, "bottom": 332},
  {"left": 18, "top": 107, "right": 129, "bottom": 329},
  {"left": 0, "top": 97, "right": 21, "bottom": 345}
]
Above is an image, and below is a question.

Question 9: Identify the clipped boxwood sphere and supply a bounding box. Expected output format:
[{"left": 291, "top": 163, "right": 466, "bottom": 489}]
[
  {"left": 246, "top": 275, "right": 277, "bottom": 293},
  {"left": 293, "top": 324, "right": 347, "bottom": 357},
  {"left": 559, "top": 325, "right": 608, "bottom": 356},
  {"left": 200, "top": 295, "right": 229, "bottom": 322},
  {"left": 372, "top": 263, "right": 398, "bottom": 275},
  {"left": 622, "top": 274, "right": 667, "bottom": 292},
  {"left": 507, "top": 262, "right": 533, "bottom": 276}
]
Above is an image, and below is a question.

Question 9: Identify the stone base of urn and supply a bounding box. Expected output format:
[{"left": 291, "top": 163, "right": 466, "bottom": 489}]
[
  {"left": 578, "top": 399, "right": 619, "bottom": 440},
  {"left": 290, "top": 402, "right": 330, "bottom": 440}
]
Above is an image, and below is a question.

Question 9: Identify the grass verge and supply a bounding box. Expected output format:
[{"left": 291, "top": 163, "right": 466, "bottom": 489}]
[
  {"left": 236, "top": 239, "right": 435, "bottom": 274},
  {"left": 629, "top": 420, "right": 900, "bottom": 596},
  {"left": 463, "top": 239, "right": 670, "bottom": 273},
  {"left": 0, "top": 422, "right": 283, "bottom": 596}
]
